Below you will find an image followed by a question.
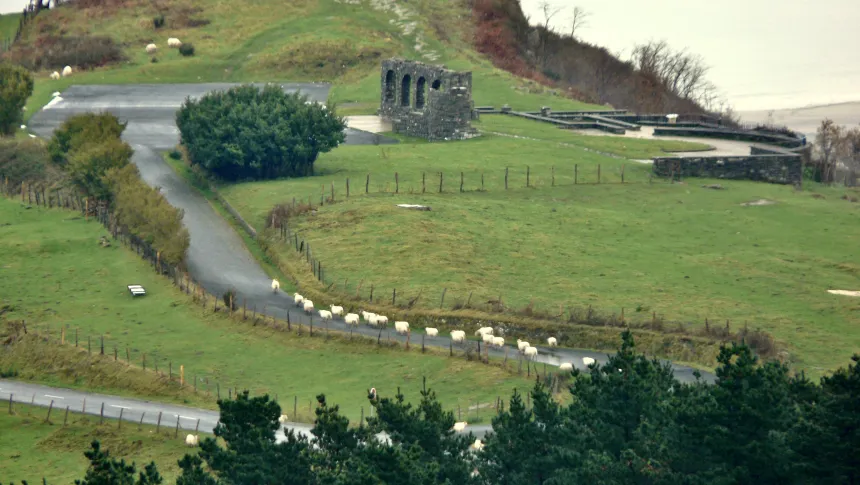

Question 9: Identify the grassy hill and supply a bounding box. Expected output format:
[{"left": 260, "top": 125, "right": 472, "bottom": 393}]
[
  {"left": 0, "top": 12, "right": 20, "bottom": 42},
  {"left": 10, "top": 0, "right": 607, "bottom": 119},
  {"left": 0, "top": 196, "right": 533, "bottom": 422}
]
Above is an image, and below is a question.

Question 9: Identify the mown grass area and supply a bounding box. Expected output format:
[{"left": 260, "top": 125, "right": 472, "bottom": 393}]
[
  {"left": 478, "top": 115, "right": 715, "bottom": 159},
  {"left": 0, "top": 197, "right": 534, "bottom": 421},
  {"left": 0, "top": 12, "right": 20, "bottom": 41},
  {"left": 0, "top": 403, "right": 193, "bottom": 484},
  {"left": 219, "top": 150, "right": 860, "bottom": 375},
  {"left": 18, "top": 0, "right": 603, "bottom": 121}
]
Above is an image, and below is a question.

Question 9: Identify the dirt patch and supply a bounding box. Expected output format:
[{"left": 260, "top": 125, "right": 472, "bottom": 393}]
[
  {"left": 741, "top": 199, "right": 776, "bottom": 206},
  {"left": 827, "top": 290, "right": 860, "bottom": 297}
]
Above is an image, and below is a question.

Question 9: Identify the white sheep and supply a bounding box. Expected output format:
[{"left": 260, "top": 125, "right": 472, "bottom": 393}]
[
  {"left": 559, "top": 362, "right": 573, "bottom": 371},
  {"left": 470, "top": 439, "right": 484, "bottom": 451},
  {"left": 51, "top": 91, "right": 60, "bottom": 97},
  {"left": 492, "top": 336, "right": 505, "bottom": 348},
  {"left": 582, "top": 357, "right": 596, "bottom": 367},
  {"left": 145, "top": 43, "right": 157, "bottom": 54},
  {"left": 167, "top": 37, "right": 182, "bottom": 48},
  {"left": 294, "top": 293, "right": 304, "bottom": 306},
  {"left": 425, "top": 327, "right": 438, "bottom": 337},
  {"left": 344, "top": 313, "right": 360, "bottom": 325},
  {"left": 366, "top": 314, "right": 380, "bottom": 327},
  {"left": 475, "top": 327, "right": 493, "bottom": 336},
  {"left": 49, "top": 71, "right": 60, "bottom": 80},
  {"left": 62, "top": 65, "right": 72, "bottom": 77},
  {"left": 394, "top": 321, "right": 409, "bottom": 335},
  {"left": 278, "top": 414, "right": 289, "bottom": 424},
  {"left": 516, "top": 339, "right": 530, "bottom": 352},
  {"left": 450, "top": 330, "right": 466, "bottom": 343},
  {"left": 184, "top": 434, "right": 198, "bottom": 446},
  {"left": 481, "top": 332, "right": 495, "bottom": 344},
  {"left": 271, "top": 279, "right": 280, "bottom": 293},
  {"left": 547, "top": 337, "right": 557, "bottom": 347},
  {"left": 361, "top": 311, "right": 375, "bottom": 321},
  {"left": 303, "top": 300, "right": 314, "bottom": 313},
  {"left": 375, "top": 315, "right": 389, "bottom": 326},
  {"left": 318, "top": 309, "right": 333, "bottom": 320},
  {"left": 524, "top": 346, "right": 538, "bottom": 359},
  {"left": 330, "top": 305, "right": 344, "bottom": 316},
  {"left": 452, "top": 421, "right": 468, "bottom": 432}
]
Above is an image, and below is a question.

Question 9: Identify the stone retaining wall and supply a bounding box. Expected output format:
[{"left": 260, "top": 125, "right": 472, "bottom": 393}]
[{"left": 653, "top": 151, "right": 802, "bottom": 185}]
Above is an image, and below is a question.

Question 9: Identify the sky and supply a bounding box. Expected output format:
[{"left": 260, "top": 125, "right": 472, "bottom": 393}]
[{"left": 3, "top": 0, "right": 858, "bottom": 111}]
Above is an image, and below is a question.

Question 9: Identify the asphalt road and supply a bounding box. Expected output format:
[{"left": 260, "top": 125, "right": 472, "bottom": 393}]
[
  {"left": 24, "top": 83, "right": 715, "bottom": 410},
  {"left": 0, "top": 379, "right": 491, "bottom": 442}
]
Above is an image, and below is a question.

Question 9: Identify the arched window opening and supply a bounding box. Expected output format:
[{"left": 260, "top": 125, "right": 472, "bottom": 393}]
[
  {"left": 415, "top": 76, "right": 427, "bottom": 108},
  {"left": 431, "top": 79, "right": 442, "bottom": 91},
  {"left": 401, "top": 74, "right": 411, "bottom": 107},
  {"left": 384, "top": 70, "right": 395, "bottom": 102}
]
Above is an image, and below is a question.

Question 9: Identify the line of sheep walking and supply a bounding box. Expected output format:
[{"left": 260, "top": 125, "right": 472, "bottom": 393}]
[{"left": 47, "top": 38, "right": 183, "bottom": 82}]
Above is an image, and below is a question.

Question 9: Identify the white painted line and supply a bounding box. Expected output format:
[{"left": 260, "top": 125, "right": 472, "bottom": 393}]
[
  {"left": 110, "top": 405, "right": 131, "bottom": 410},
  {"left": 45, "top": 394, "right": 64, "bottom": 399},
  {"left": 180, "top": 415, "right": 197, "bottom": 421}
]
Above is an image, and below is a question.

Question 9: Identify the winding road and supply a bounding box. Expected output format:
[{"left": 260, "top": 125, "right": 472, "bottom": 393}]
[{"left": 24, "top": 82, "right": 716, "bottom": 423}]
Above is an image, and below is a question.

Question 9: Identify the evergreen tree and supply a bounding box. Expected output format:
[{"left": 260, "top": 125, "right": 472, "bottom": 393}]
[
  {"left": 74, "top": 440, "right": 162, "bottom": 485},
  {"left": 0, "top": 63, "right": 33, "bottom": 136}
]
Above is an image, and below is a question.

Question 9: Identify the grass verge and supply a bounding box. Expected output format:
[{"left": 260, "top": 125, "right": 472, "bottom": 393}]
[{"left": 0, "top": 403, "right": 194, "bottom": 484}]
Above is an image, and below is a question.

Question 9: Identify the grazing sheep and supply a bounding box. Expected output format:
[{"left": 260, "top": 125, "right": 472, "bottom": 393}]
[
  {"left": 450, "top": 330, "right": 466, "bottom": 343},
  {"left": 62, "top": 66, "right": 72, "bottom": 77},
  {"left": 361, "top": 311, "right": 375, "bottom": 321},
  {"left": 294, "top": 293, "right": 304, "bottom": 305},
  {"left": 475, "top": 327, "right": 493, "bottom": 337},
  {"left": 582, "top": 357, "right": 596, "bottom": 366},
  {"left": 145, "top": 43, "right": 157, "bottom": 54},
  {"left": 524, "top": 346, "right": 538, "bottom": 359},
  {"left": 375, "top": 315, "right": 389, "bottom": 326},
  {"left": 184, "top": 434, "right": 198, "bottom": 446},
  {"left": 470, "top": 439, "right": 484, "bottom": 451},
  {"left": 366, "top": 314, "right": 380, "bottom": 327},
  {"left": 271, "top": 279, "right": 280, "bottom": 293},
  {"left": 330, "top": 305, "right": 344, "bottom": 316},
  {"left": 547, "top": 337, "right": 557, "bottom": 347},
  {"left": 425, "top": 327, "right": 438, "bottom": 337},
  {"left": 49, "top": 71, "right": 60, "bottom": 80},
  {"left": 303, "top": 300, "right": 314, "bottom": 313},
  {"left": 368, "top": 387, "right": 377, "bottom": 400},
  {"left": 167, "top": 37, "right": 182, "bottom": 48},
  {"left": 278, "top": 414, "right": 289, "bottom": 424},
  {"left": 318, "top": 309, "right": 333, "bottom": 320},
  {"left": 516, "top": 339, "right": 530, "bottom": 352},
  {"left": 452, "top": 421, "right": 468, "bottom": 432},
  {"left": 344, "top": 313, "right": 360, "bottom": 325},
  {"left": 481, "top": 332, "right": 495, "bottom": 344},
  {"left": 492, "top": 336, "right": 505, "bottom": 348},
  {"left": 394, "top": 321, "right": 409, "bottom": 335},
  {"left": 559, "top": 362, "right": 573, "bottom": 371}
]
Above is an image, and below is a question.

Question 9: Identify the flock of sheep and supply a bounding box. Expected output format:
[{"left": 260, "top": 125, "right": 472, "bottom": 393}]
[
  {"left": 288, "top": 288, "right": 598, "bottom": 373},
  {"left": 47, "top": 37, "right": 183, "bottom": 81}
]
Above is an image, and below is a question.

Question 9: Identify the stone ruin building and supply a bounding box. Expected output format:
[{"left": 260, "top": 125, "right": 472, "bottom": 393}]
[{"left": 379, "top": 58, "right": 479, "bottom": 141}]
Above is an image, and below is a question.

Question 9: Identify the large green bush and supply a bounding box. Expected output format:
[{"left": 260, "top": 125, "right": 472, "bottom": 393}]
[
  {"left": 48, "top": 112, "right": 128, "bottom": 165},
  {"left": 0, "top": 63, "right": 33, "bottom": 136},
  {"left": 67, "top": 138, "right": 133, "bottom": 200},
  {"left": 176, "top": 84, "right": 346, "bottom": 181}
]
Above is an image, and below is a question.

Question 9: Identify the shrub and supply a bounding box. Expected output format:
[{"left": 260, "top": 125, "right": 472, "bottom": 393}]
[
  {"left": 153, "top": 14, "right": 165, "bottom": 29},
  {"left": 67, "top": 138, "right": 133, "bottom": 200},
  {"left": 151, "top": 56, "right": 158, "bottom": 63},
  {"left": 0, "top": 138, "right": 65, "bottom": 189},
  {"left": 0, "top": 63, "right": 33, "bottom": 136},
  {"left": 4, "top": 35, "right": 125, "bottom": 71},
  {"left": 48, "top": 112, "right": 128, "bottom": 165},
  {"left": 179, "top": 43, "right": 195, "bottom": 57},
  {"left": 176, "top": 84, "right": 346, "bottom": 181}
]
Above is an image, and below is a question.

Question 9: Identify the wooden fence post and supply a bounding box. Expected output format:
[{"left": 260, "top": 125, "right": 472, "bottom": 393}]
[
  {"left": 331, "top": 182, "right": 335, "bottom": 201},
  {"left": 481, "top": 173, "right": 484, "bottom": 191},
  {"left": 346, "top": 178, "right": 349, "bottom": 198},
  {"left": 598, "top": 164, "right": 601, "bottom": 184},
  {"left": 505, "top": 167, "right": 508, "bottom": 189},
  {"left": 440, "top": 287, "right": 447, "bottom": 309},
  {"left": 460, "top": 172, "right": 464, "bottom": 192},
  {"left": 366, "top": 174, "right": 370, "bottom": 194},
  {"left": 526, "top": 166, "right": 530, "bottom": 187},
  {"left": 439, "top": 172, "right": 443, "bottom": 192},
  {"left": 551, "top": 166, "right": 555, "bottom": 186},
  {"left": 395, "top": 172, "right": 399, "bottom": 194},
  {"left": 422, "top": 172, "right": 426, "bottom": 193},
  {"left": 392, "top": 288, "right": 396, "bottom": 305},
  {"left": 621, "top": 164, "right": 625, "bottom": 183},
  {"left": 575, "top": 164, "right": 578, "bottom": 184}
]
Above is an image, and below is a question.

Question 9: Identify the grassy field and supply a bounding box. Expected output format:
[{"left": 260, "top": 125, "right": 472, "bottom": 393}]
[
  {"left": 0, "top": 12, "right": 20, "bottom": 42},
  {"left": 0, "top": 403, "right": 193, "bottom": 484},
  {"left": 0, "top": 196, "right": 534, "bottom": 421},
  {"left": 479, "top": 115, "right": 714, "bottom": 159},
  {"left": 214, "top": 128, "right": 860, "bottom": 375},
  {"left": 18, "top": 0, "right": 603, "bottom": 120}
]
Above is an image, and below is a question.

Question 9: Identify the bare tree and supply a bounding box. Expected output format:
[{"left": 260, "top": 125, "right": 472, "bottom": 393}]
[
  {"left": 814, "top": 119, "right": 843, "bottom": 184},
  {"left": 537, "top": 1, "right": 562, "bottom": 70},
  {"left": 630, "top": 40, "right": 714, "bottom": 107},
  {"left": 569, "top": 6, "right": 591, "bottom": 39}
]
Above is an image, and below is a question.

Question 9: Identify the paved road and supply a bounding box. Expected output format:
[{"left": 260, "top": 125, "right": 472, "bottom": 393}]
[
  {"left": 0, "top": 379, "right": 491, "bottom": 442},
  {"left": 26, "top": 83, "right": 716, "bottom": 395}
]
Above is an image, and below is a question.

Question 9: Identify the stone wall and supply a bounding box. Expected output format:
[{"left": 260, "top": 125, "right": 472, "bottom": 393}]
[
  {"left": 379, "top": 58, "right": 478, "bottom": 141},
  {"left": 652, "top": 150, "right": 802, "bottom": 185},
  {"left": 652, "top": 126, "right": 803, "bottom": 149}
]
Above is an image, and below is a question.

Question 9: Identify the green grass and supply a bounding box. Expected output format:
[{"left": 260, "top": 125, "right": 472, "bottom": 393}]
[
  {"left": 0, "top": 403, "right": 194, "bottom": 484},
  {"left": 213, "top": 130, "right": 860, "bottom": 376},
  {"left": 0, "top": 12, "right": 20, "bottom": 42},
  {"left": 478, "top": 115, "right": 715, "bottom": 159},
  {"left": 20, "top": 0, "right": 604, "bottom": 120},
  {"left": 0, "top": 196, "right": 533, "bottom": 421}
]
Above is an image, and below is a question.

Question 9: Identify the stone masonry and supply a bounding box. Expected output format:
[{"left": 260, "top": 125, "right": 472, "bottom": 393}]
[
  {"left": 379, "top": 58, "right": 479, "bottom": 141},
  {"left": 652, "top": 152, "right": 802, "bottom": 185}
]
